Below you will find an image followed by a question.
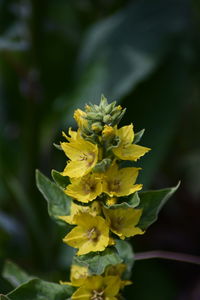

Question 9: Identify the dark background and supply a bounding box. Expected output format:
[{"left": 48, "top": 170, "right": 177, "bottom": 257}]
[{"left": 0, "top": 0, "right": 200, "bottom": 299}]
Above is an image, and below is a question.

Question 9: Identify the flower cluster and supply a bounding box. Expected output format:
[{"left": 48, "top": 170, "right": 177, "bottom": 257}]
[
  {"left": 59, "top": 96, "right": 150, "bottom": 299},
  {"left": 61, "top": 263, "right": 131, "bottom": 300}
]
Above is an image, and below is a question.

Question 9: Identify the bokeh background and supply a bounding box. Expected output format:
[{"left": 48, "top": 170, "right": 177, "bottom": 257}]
[{"left": 0, "top": 0, "right": 200, "bottom": 299}]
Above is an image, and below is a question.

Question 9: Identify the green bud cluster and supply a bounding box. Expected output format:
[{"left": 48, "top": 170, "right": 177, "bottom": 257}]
[{"left": 84, "top": 95, "right": 126, "bottom": 133}]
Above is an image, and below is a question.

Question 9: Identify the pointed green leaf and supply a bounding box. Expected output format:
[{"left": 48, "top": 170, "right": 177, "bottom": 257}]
[
  {"left": 36, "top": 170, "right": 71, "bottom": 225},
  {"left": 138, "top": 182, "right": 180, "bottom": 230},
  {"left": 51, "top": 169, "right": 70, "bottom": 189},
  {"left": 134, "top": 129, "right": 145, "bottom": 144},
  {"left": 7, "top": 278, "right": 75, "bottom": 300},
  {"left": 74, "top": 248, "right": 122, "bottom": 275},
  {"left": 128, "top": 192, "right": 140, "bottom": 207},
  {"left": 2, "top": 261, "right": 34, "bottom": 288}
]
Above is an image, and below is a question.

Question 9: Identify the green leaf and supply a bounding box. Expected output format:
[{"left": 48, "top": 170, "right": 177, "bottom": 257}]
[
  {"left": 73, "top": 248, "right": 123, "bottom": 275},
  {"left": 114, "top": 240, "right": 134, "bottom": 278},
  {"left": 126, "top": 192, "right": 140, "bottom": 208},
  {"left": 51, "top": 169, "right": 70, "bottom": 189},
  {"left": 36, "top": 170, "right": 71, "bottom": 225},
  {"left": 134, "top": 129, "right": 145, "bottom": 144},
  {"left": 0, "top": 295, "right": 10, "bottom": 300},
  {"left": 2, "top": 261, "right": 34, "bottom": 288},
  {"left": 7, "top": 278, "right": 75, "bottom": 300},
  {"left": 138, "top": 182, "right": 180, "bottom": 230}
]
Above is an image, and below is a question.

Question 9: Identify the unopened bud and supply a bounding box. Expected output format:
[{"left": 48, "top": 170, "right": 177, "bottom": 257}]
[
  {"left": 103, "top": 114, "right": 112, "bottom": 124},
  {"left": 91, "top": 122, "right": 103, "bottom": 133}
]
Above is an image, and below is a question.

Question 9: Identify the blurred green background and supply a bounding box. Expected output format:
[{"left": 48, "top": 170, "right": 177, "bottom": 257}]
[{"left": 0, "top": 0, "right": 200, "bottom": 299}]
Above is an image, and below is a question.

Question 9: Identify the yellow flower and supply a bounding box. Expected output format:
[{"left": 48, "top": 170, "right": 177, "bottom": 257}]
[
  {"left": 59, "top": 201, "right": 101, "bottom": 225},
  {"left": 72, "top": 275, "right": 121, "bottom": 300},
  {"left": 106, "top": 197, "right": 117, "bottom": 206},
  {"left": 103, "top": 207, "right": 144, "bottom": 240},
  {"left": 70, "top": 265, "right": 89, "bottom": 287},
  {"left": 60, "top": 264, "right": 89, "bottom": 287},
  {"left": 61, "top": 135, "right": 98, "bottom": 178},
  {"left": 112, "top": 124, "right": 150, "bottom": 161},
  {"left": 102, "top": 125, "right": 115, "bottom": 139},
  {"left": 63, "top": 213, "right": 110, "bottom": 255},
  {"left": 74, "top": 109, "right": 88, "bottom": 129},
  {"left": 105, "top": 264, "right": 132, "bottom": 289},
  {"left": 105, "top": 263, "right": 126, "bottom": 277},
  {"left": 102, "top": 163, "right": 142, "bottom": 197},
  {"left": 65, "top": 173, "right": 102, "bottom": 203}
]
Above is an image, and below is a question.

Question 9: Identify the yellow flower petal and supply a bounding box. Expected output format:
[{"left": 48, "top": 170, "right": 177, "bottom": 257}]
[
  {"left": 65, "top": 173, "right": 102, "bottom": 203},
  {"left": 59, "top": 201, "right": 101, "bottom": 225},
  {"left": 105, "top": 264, "right": 126, "bottom": 277},
  {"left": 72, "top": 275, "right": 121, "bottom": 300},
  {"left": 102, "top": 125, "right": 115, "bottom": 139},
  {"left": 113, "top": 143, "right": 150, "bottom": 161},
  {"left": 63, "top": 214, "right": 109, "bottom": 255},
  {"left": 112, "top": 124, "right": 151, "bottom": 161},
  {"left": 104, "top": 276, "right": 121, "bottom": 296},
  {"left": 102, "top": 164, "right": 142, "bottom": 197},
  {"left": 62, "top": 127, "right": 78, "bottom": 142},
  {"left": 63, "top": 226, "right": 88, "bottom": 248},
  {"left": 103, "top": 207, "right": 144, "bottom": 239},
  {"left": 61, "top": 136, "right": 98, "bottom": 178},
  {"left": 70, "top": 265, "right": 89, "bottom": 287},
  {"left": 116, "top": 124, "right": 134, "bottom": 144},
  {"left": 74, "top": 109, "right": 88, "bottom": 129},
  {"left": 72, "top": 288, "right": 91, "bottom": 300}
]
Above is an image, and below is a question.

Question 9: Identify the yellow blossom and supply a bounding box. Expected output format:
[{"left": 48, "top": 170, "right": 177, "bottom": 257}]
[
  {"left": 70, "top": 265, "right": 89, "bottom": 286},
  {"left": 105, "top": 264, "right": 132, "bottom": 288},
  {"left": 102, "top": 125, "right": 115, "bottom": 139},
  {"left": 106, "top": 197, "right": 117, "bottom": 206},
  {"left": 72, "top": 275, "right": 121, "bottom": 300},
  {"left": 112, "top": 124, "right": 150, "bottom": 161},
  {"left": 103, "top": 207, "right": 144, "bottom": 240},
  {"left": 61, "top": 135, "right": 98, "bottom": 178},
  {"left": 60, "top": 264, "right": 89, "bottom": 287},
  {"left": 74, "top": 109, "right": 88, "bottom": 129},
  {"left": 65, "top": 173, "right": 102, "bottom": 203},
  {"left": 63, "top": 213, "right": 110, "bottom": 255},
  {"left": 59, "top": 201, "right": 101, "bottom": 225},
  {"left": 102, "top": 163, "right": 142, "bottom": 197}
]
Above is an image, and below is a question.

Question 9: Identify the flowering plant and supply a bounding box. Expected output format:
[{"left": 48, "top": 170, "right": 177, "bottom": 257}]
[{"left": 1, "top": 97, "right": 180, "bottom": 300}]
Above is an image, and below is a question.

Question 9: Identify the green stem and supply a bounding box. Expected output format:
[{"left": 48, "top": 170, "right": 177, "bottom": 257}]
[{"left": 135, "top": 250, "right": 200, "bottom": 265}]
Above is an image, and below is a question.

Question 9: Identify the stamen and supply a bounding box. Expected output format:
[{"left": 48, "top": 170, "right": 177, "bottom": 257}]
[
  {"left": 87, "top": 227, "right": 100, "bottom": 242},
  {"left": 91, "top": 290, "right": 104, "bottom": 300}
]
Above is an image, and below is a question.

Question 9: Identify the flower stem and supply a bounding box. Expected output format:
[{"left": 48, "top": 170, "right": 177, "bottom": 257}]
[{"left": 135, "top": 250, "right": 200, "bottom": 265}]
